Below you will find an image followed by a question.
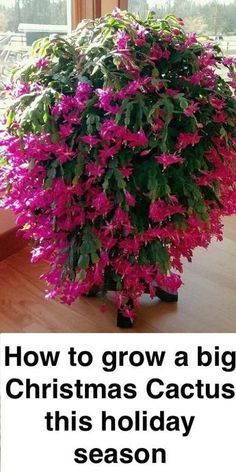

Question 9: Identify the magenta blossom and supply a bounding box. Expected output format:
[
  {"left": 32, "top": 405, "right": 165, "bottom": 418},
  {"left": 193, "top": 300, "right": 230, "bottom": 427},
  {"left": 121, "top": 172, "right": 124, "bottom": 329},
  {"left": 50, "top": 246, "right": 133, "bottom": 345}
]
[
  {"left": 210, "top": 96, "right": 226, "bottom": 110},
  {"left": 212, "top": 111, "right": 228, "bottom": 123},
  {"left": 115, "top": 29, "right": 130, "bottom": 51},
  {"left": 184, "top": 101, "right": 200, "bottom": 117},
  {"left": 120, "top": 166, "right": 133, "bottom": 178},
  {"left": 189, "top": 72, "right": 202, "bottom": 85},
  {"left": 177, "top": 132, "right": 201, "bottom": 150},
  {"left": 36, "top": 58, "right": 50, "bottom": 68},
  {"left": 150, "top": 44, "right": 170, "bottom": 61},
  {"left": 81, "top": 135, "right": 100, "bottom": 146},
  {"left": 149, "top": 199, "right": 185, "bottom": 222},
  {"left": 184, "top": 33, "right": 197, "bottom": 48},
  {"left": 124, "top": 190, "right": 136, "bottom": 207},
  {"left": 14, "top": 82, "right": 30, "bottom": 97},
  {"left": 199, "top": 51, "right": 216, "bottom": 68},
  {"left": 96, "top": 87, "right": 120, "bottom": 114},
  {"left": 156, "top": 153, "right": 184, "bottom": 169},
  {"left": 125, "top": 130, "right": 148, "bottom": 148},
  {"left": 113, "top": 7, "right": 123, "bottom": 18},
  {"left": 92, "top": 192, "right": 112, "bottom": 213},
  {"left": 135, "top": 24, "right": 148, "bottom": 46},
  {"left": 86, "top": 162, "right": 104, "bottom": 177},
  {"left": 59, "top": 123, "right": 74, "bottom": 138},
  {"left": 166, "top": 88, "right": 181, "bottom": 97},
  {"left": 75, "top": 82, "right": 92, "bottom": 99},
  {"left": 222, "top": 57, "right": 235, "bottom": 67},
  {"left": 178, "top": 18, "right": 185, "bottom": 26},
  {"left": 119, "top": 237, "right": 140, "bottom": 254}
]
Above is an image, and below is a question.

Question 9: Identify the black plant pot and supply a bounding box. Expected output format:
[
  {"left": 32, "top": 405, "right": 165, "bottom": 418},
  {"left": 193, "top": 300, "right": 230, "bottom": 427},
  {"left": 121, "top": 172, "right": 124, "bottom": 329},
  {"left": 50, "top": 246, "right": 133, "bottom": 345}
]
[
  {"left": 117, "top": 298, "right": 134, "bottom": 328},
  {"left": 85, "top": 282, "right": 178, "bottom": 328}
]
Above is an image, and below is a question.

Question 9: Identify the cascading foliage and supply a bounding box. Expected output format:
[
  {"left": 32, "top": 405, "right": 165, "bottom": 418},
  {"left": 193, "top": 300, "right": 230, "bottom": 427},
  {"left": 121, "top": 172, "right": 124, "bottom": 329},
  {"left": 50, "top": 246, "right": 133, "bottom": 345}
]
[{"left": 0, "top": 9, "right": 236, "bottom": 318}]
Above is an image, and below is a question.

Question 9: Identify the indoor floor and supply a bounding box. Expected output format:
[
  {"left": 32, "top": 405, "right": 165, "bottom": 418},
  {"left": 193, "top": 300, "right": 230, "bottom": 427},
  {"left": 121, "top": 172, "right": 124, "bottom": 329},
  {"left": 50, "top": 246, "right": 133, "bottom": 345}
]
[{"left": 0, "top": 217, "right": 235, "bottom": 333}]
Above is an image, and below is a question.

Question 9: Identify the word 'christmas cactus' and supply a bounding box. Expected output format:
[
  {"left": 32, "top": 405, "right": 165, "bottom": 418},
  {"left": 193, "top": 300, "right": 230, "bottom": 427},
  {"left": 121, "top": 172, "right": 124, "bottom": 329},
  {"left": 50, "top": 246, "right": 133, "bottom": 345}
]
[{"left": 0, "top": 10, "right": 236, "bottom": 318}]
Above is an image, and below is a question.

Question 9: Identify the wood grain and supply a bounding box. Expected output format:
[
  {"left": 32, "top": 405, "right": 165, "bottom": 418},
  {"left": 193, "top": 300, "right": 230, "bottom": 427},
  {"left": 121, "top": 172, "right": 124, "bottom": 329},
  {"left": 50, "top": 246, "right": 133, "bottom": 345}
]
[
  {"left": 0, "top": 226, "right": 27, "bottom": 262},
  {"left": 0, "top": 216, "right": 235, "bottom": 333},
  {"left": 0, "top": 210, "right": 16, "bottom": 234}
]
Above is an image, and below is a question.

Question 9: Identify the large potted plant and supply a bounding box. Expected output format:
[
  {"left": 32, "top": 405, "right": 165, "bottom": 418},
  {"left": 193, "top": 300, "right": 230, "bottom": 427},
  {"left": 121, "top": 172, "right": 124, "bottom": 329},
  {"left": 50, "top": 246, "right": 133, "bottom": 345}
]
[{"left": 0, "top": 10, "right": 235, "bottom": 327}]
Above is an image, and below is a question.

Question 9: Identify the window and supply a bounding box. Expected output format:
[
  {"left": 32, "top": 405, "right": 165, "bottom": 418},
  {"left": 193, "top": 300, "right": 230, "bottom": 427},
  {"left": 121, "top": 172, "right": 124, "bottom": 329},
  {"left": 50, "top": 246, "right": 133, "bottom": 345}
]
[
  {"left": 128, "top": 0, "right": 236, "bottom": 56},
  {"left": 0, "top": 0, "right": 70, "bottom": 109}
]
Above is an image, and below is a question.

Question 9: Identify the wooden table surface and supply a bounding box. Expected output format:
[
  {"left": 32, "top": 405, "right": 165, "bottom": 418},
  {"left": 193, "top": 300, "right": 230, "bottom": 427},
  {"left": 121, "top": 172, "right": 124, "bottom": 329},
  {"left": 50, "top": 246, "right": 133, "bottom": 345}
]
[{"left": 0, "top": 217, "right": 235, "bottom": 333}]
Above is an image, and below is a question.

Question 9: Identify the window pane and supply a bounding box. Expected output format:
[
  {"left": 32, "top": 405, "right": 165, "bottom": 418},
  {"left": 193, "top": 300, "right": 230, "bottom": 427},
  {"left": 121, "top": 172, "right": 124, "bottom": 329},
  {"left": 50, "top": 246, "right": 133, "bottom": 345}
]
[
  {"left": 0, "top": 0, "right": 70, "bottom": 110},
  {"left": 128, "top": 0, "right": 236, "bottom": 56}
]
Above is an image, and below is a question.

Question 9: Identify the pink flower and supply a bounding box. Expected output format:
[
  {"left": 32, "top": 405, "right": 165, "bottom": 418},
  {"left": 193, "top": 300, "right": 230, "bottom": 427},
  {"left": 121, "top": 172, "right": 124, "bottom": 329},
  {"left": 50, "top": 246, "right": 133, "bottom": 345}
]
[
  {"left": 4, "top": 82, "right": 13, "bottom": 92},
  {"left": 150, "top": 44, "right": 170, "bottom": 61},
  {"left": 149, "top": 199, "right": 185, "bottom": 222},
  {"left": 100, "top": 121, "right": 148, "bottom": 148},
  {"left": 100, "top": 119, "right": 123, "bottom": 141},
  {"left": 120, "top": 303, "right": 135, "bottom": 319},
  {"left": 113, "top": 207, "right": 132, "bottom": 234},
  {"left": 59, "top": 123, "right": 73, "bottom": 138},
  {"left": 120, "top": 166, "right": 133, "bottom": 178},
  {"left": 184, "top": 101, "right": 199, "bottom": 117},
  {"left": 210, "top": 96, "right": 225, "bottom": 110},
  {"left": 200, "top": 68, "right": 217, "bottom": 88},
  {"left": 124, "top": 190, "right": 136, "bottom": 207},
  {"left": 75, "top": 82, "right": 92, "bottom": 99},
  {"left": 135, "top": 24, "right": 148, "bottom": 46},
  {"left": 126, "top": 130, "right": 148, "bottom": 147},
  {"left": 177, "top": 132, "right": 201, "bottom": 150},
  {"left": 212, "top": 111, "right": 228, "bottom": 123},
  {"left": 156, "top": 153, "right": 184, "bottom": 169},
  {"left": 151, "top": 44, "right": 164, "bottom": 60},
  {"left": 36, "top": 58, "right": 50, "bottom": 68},
  {"left": 92, "top": 192, "right": 111, "bottom": 213},
  {"left": 199, "top": 52, "right": 216, "bottom": 68},
  {"left": 155, "top": 273, "right": 182, "bottom": 293},
  {"left": 151, "top": 117, "right": 164, "bottom": 132},
  {"left": 99, "top": 143, "right": 121, "bottom": 165},
  {"left": 140, "top": 149, "right": 151, "bottom": 156},
  {"left": 189, "top": 72, "right": 204, "bottom": 85},
  {"left": 86, "top": 162, "right": 104, "bottom": 177},
  {"left": 96, "top": 87, "right": 120, "bottom": 114},
  {"left": 119, "top": 237, "right": 140, "bottom": 254},
  {"left": 227, "top": 70, "right": 236, "bottom": 89},
  {"left": 32, "top": 83, "right": 44, "bottom": 93},
  {"left": 166, "top": 88, "right": 180, "bottom": 97},
  {"left": 81, "top": 135, "right": 100, "bottom": 146},
  {"left": 222, "top": 57, "right": 235, "bottom": 67},
  {"left": 51, "top": 95, "right": 76, "bottom": 116},
  {"left": 115, "top": 77, "right": 149, "bottom": 100},
  {"left": 115, "top": 30, "right": 130, "bottom": 51},
  {"left": 158, "top": 31, "right": 173, "bottom": 42},
  {"left": 54, "top": 142, "right": 75, "bottom": 163},
  {"left": 113, "top": 7, "right": 122, "bottom": 18},
  {"left": 178, "top": 17, "right": 185, "bottom": 26},
  {"left": 14, "top": 82, "right": 30, "bottom": 97},
  {"left": 172, "top": 28, "right": 181, "bottom": 35}
]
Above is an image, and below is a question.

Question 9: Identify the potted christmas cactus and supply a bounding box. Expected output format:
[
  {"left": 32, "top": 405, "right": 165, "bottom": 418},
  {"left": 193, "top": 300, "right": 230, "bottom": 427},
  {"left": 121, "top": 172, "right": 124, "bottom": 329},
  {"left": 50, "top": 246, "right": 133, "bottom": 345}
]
[{"left": 0, "top": 10, "right": 235, "bottom": 327}]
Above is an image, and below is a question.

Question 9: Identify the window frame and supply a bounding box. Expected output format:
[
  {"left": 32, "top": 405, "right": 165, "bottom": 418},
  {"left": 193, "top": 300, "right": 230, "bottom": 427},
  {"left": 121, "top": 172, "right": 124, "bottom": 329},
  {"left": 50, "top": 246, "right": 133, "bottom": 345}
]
[
  {"left": 71, "top": 0, "right": 101, "bottom": 27},
  {"left": 71, "top": 0, "right": 128, "bottom": 27},
  {"left": 119, "top": 0, "right": 128, "bottom": 10}
]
